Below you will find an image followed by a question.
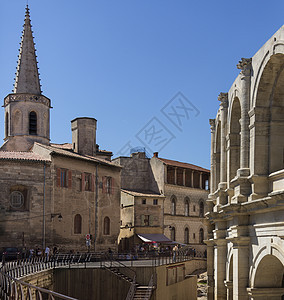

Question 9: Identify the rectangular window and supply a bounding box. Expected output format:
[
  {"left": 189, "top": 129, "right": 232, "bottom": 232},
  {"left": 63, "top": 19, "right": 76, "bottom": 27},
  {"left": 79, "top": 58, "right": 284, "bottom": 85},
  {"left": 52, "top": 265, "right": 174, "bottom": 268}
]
[
  {"left": 85, "top": 173, "right": 92, "bottom": 191},
  {"left": 142, "top": 199, "right": 146, "bottom": 204},
  {"left": 144, "top": 215, "right": 150, "bottom": 226},
  {"left": 102, "top": 176, "right": 113, "bottom": 194},
  {"left": 57, "top": 168, "right": 72, "bottom": 188},
  {"left": 153, "top": 199, "right": 158, "bottom": 205}
]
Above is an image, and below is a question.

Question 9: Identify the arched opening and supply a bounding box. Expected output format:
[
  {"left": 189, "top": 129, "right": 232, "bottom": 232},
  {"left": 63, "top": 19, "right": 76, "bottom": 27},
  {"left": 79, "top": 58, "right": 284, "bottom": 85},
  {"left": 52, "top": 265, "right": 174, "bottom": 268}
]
[
  {"left": 74, "top": 214, "right": 82, "bottom": 234},
  {"left": 29, "top": 111, "right": 37, "bottom": 135},
  {"left": 5, "top": 112, "right": 9, "bottom": 138},
  {"left": 254, "top": 255, "right": 284, "bottom": 296},
  {"left": 104, "top": 216, "right": 110, "bottom": 235},
  {"left": 171, "top": 226, "right": 176, "bottom": 241},
  {"left": 199, "top": 201, "right": 204, "bottom": 217},
  {"left": 199, "top": 228, "right": 204, "bottom": 244},
  {"left": 184, "top": 227, "right": 189, "bottom": 244},
  {"left": 229, "top": 97, "right": 241, "bottom": 182},
  {"left": 184, "top": 197, "right": 189, "bottom": 216},
  {"left": 171, "top": 196, "right": 176, "bottom": 215}
]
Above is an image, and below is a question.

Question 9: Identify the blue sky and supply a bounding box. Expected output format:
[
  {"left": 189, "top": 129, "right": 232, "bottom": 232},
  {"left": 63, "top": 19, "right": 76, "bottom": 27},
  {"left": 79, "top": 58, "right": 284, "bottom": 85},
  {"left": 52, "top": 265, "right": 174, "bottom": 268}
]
[{"left": 0, "top": 1, "right": 284, "bottom": 169}]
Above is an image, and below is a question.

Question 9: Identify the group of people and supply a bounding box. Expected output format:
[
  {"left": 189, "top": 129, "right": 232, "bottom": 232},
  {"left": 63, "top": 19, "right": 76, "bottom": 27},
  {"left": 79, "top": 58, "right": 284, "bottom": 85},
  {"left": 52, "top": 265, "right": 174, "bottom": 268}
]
[{"left": 28, "top": 246, "right": 58, "bottom": 260}]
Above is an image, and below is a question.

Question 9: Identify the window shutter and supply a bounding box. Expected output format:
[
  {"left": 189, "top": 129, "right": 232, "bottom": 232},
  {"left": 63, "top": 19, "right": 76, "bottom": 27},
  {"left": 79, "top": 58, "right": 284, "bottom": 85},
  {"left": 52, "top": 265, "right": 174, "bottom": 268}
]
[
  {"left": 102, "top": 176, "right": 106, "bottom": 194},
  {"left": 141, "top": 215, "right": 145, "bottom": 226},
  {"left": 149, "top": 215, "right": 154, "bottom": 226},
  {"left": 111, "top": 177, "right": 114, "bottom": 194},
  {"left": 81, "top": 173, "right": 85, "bottom": 192},
  {"left": 57, "top": 168, "right": 61, "bottom": 187},
  {"left": 91, "top": 174, "right": 95, "bottom": 192},
  {"left": 68, "top": 170, "right": 72, "bottom": 189}
]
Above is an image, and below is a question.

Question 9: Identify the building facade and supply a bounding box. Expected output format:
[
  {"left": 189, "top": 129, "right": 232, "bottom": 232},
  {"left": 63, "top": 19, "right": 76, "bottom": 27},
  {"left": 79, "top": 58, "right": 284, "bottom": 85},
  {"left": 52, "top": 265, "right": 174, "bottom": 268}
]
[
  {"left": 114, "top": 151, "right": 209, "bottom": 253},
  {"left": 207, "top": 26, "right": 284, "bottom": 300},
  {"left": 0, "top": 6, "right": 121, "bottom": 252}
]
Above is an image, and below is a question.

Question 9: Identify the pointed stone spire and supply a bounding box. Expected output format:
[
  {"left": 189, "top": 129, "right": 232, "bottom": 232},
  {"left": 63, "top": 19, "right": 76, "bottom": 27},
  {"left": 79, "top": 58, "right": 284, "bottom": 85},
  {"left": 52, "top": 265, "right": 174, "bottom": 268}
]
[{"left": 13, "top": 5, "right": 41, "bottom": 95}]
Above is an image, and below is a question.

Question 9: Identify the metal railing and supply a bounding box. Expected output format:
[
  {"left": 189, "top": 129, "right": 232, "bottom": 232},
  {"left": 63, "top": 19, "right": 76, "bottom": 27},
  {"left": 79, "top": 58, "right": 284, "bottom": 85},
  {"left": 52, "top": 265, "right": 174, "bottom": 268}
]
[
  {"left": 125, "top": 275, "right": 136, "bottom": 300},
  {"left": 143, "top": 274, "right": 154, "bottom": 300}
]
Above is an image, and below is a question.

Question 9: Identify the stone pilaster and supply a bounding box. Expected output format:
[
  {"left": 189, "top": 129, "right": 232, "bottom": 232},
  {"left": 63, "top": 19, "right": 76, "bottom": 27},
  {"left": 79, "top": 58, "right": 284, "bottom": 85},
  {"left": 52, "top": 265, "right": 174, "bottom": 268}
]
[
  {"left": 214, "top": 238, "right": 227, "bottom": 300},
  {"left": 209, "top": 119, "right": 216, "bottom": 193},
  {"left": 205, "top": 239, "right": 215, "bottom": 300}
]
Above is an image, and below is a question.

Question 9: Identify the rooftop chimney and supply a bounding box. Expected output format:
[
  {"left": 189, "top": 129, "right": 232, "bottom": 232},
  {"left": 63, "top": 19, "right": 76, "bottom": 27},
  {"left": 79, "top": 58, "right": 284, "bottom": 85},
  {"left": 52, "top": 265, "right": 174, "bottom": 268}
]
[{"left": 71, "top": 117, "right": 97, "bottom": 156}]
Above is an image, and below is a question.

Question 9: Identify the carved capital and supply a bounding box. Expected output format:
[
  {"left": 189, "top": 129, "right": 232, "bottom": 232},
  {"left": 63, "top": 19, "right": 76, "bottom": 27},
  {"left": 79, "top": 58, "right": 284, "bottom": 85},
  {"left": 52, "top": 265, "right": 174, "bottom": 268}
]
[
  {"left": 237, "top": 58, "right": 252, "bottom": 76},
  {"left": 218, "top": 92, "right": 228, "bottom": 108},
  {"left": 209, "top": 119, "right": 216, "bottom": 133}
]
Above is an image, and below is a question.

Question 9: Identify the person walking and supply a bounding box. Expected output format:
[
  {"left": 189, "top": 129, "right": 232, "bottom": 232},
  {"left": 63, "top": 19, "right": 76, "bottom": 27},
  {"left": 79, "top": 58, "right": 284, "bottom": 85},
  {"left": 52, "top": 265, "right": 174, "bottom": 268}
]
[
  {"left": 173, "top": 244, "right": 178, "bottom": 263},
  {"left": 45, "top": 246, "right": 50, "bottom": 261}
]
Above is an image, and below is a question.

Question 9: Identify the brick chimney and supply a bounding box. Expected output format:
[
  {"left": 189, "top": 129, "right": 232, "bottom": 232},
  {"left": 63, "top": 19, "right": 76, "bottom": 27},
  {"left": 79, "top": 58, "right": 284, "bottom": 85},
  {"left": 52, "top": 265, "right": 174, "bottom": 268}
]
[{"left": 71, "top": 117, "right": 97, "bottom": 156}]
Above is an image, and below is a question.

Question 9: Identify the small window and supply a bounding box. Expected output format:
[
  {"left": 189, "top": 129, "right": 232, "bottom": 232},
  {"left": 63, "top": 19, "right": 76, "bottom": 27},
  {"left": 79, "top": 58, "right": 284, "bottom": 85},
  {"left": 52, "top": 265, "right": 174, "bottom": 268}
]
[
  {"left": 199, "top": 201, "right": 204, "bottom": 217},
  {"left": 103, "top": 177, "right": 113, "bottom": 194},
  {"left": 104, "top": 216, "right": 110, "bottom": 235},
  {"left": 184, "top": 197, "right": 189, "bottom": 216},
  {"left": 60, "top": 169, "right": 68, "bottom": 187},
  {"left": 142, "top": 199, "right": 146, "bottom": 205},
  {"left": 171, "top": 196, "right": 176, "bottom": 215},
  {"left": 84, "top": 173, "right": 92, "bottom": 191},
  {"left": 5, "top": 112, "right": 9, "bottom": 138},
  {"left": 10, "top": 191, "right": 24, "bottom": 209},
  {"left": 199, "top": 228, "right": 204, "bottom": 244},
  {"left": 29, "top": 111, "right": 37, "bottom": 135},
  {"left": 184, "top": 228, "right": 189, "bottom": 244},
  {"left": 193, "top": 205, "right": 196, "bottom": 212},
  {"left": 144, "top": 215, "right": 150, "bottom": 226},
  {"left": 153, "top": 199, "right": 158, "bottom": 205},
  {"left": 74, "top": 214, "right": 82, "bottom": 234},
  {"left": 193, "top": 233, "right": 196, "bottom": 239}
]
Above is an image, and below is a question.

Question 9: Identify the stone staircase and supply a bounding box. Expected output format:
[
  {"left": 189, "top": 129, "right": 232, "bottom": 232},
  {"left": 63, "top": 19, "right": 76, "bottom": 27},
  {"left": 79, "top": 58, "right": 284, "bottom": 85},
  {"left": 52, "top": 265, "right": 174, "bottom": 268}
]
[{"left": 133, "top": 286, "right": 153, "bottom": 299}]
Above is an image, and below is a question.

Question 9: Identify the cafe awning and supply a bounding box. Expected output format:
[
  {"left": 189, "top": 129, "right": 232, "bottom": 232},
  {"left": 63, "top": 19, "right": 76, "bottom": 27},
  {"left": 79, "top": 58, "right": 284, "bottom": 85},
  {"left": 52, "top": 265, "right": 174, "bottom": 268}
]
[{"left": 137, "top": 233, "right": 173, "bottom": 244}]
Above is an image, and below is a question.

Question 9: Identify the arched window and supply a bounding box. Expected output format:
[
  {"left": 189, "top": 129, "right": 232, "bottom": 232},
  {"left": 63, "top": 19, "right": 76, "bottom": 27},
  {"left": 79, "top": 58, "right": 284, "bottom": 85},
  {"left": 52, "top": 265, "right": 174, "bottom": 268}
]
[
  {"left": 74, "top": 214, "right": 82, "bottom": 234},
  {"left": 184, "top": 228, "right": 189, "bottom": 244},
  {"left": 104, "top": 216, "right": 110, "bottom": 235},
  {"left": 171, "top": 226, "right": 176, "bottom": 241},
  {"left": 199, "top": 228, "right": 204, "bottom": 244},
  {"left": 199, "top": 201, "right": 204, "bottom": 217},
  {"left": 171, "top": 196, "right": 176, "bottom": 215},
  {"left": 5, "top": 112, "right": 9, "bottom": 138},
  {"left": 184, "top": 197, "right": 189, "bottom": 216},
  {"left": 29, "top": 111, "right": 37, "bottom": 135}
]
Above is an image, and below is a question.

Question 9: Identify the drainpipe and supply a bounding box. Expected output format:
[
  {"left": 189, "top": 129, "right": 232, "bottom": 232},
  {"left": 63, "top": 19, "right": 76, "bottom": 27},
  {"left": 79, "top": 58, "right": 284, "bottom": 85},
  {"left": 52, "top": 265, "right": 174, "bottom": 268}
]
[
  {"left": 43, "top": 162, "right": 46, "bottom": 250},
  {"left": 94, "top": 164, "right": 99, "bottom": 252}
]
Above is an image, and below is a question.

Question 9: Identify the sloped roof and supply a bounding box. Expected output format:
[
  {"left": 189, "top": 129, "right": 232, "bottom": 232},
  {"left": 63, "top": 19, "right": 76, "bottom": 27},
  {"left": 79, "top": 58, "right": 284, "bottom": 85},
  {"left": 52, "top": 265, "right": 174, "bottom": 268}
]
[
  {"left": 122, "top": 189, "right": 165, "bottom": 198},
  {"left": 35, "top": 143, "right": 120, "bottom": 168},
  {"left": 0, "top": 151, "right": 49, "bottom": 162},
  {"left": 156, "top": 157, "right": 209, "bottom": 173}
]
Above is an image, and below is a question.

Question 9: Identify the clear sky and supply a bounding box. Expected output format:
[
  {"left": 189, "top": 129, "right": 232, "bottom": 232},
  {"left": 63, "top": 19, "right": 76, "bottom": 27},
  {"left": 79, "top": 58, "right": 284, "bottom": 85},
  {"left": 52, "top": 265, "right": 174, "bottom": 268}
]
[{"left": 0, "top": 1, "right": 284, "bottom": 169}]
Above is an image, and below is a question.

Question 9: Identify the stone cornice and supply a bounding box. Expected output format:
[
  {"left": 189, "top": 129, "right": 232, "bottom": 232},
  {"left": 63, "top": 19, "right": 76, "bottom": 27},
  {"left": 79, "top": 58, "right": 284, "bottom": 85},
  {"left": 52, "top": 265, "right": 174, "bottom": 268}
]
[{"left": 4, "top": 93, "right": 51, "bottom": 108}]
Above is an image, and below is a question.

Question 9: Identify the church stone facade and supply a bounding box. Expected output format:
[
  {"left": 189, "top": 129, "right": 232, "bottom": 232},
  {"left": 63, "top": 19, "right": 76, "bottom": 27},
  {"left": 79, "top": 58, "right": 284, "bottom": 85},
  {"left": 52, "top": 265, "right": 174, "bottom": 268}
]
[
  {"left": 0, "top": 6, "right": 121, "bottom": 252},
  {"left": 207, "top": 26, "right": 284, "bottom": 299}
]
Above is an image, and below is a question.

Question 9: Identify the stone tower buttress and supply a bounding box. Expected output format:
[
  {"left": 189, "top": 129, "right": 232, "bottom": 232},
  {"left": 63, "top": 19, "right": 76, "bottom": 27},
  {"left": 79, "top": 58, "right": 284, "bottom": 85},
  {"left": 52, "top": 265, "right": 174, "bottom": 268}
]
[{"left": 1, "top": 5, "right": 51, "bottom": 151}]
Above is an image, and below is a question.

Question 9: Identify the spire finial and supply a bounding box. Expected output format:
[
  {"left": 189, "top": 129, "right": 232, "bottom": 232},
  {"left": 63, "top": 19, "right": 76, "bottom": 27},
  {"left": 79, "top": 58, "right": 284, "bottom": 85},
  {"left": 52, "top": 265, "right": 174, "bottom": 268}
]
[{"left": 13, "top": 4, "right": 41, "bottom": 94}]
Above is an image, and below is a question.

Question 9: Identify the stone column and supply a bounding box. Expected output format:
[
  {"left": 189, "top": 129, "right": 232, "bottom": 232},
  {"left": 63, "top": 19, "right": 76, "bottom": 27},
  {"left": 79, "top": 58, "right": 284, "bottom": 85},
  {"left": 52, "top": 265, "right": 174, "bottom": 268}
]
[
  {"left": 224, "top": 281, "right": 233, "bottom": 300},
  {"left": 236, "top": 58, "right": 251, "bottom": 175},
  {"left": 191, "top": 171, "right": 195, "bottom": 188},
  {"left": 199, "top": 172, "right": 203, "bottom": 189},
  {"left": 232, "top": 237, "right": 250, "bottom": 300},
  {"left": 183, "top": 169, "right": 186, "bottom": 186},
  {"left": 174, "top": 167, "right": 177, "bottom": 185},
  {"left": 214, "top": 238, "right": 227, "bottom": 300},
  {"left": 206, "top": 239, "right": 215, "bottom": 300},
  {"left": 218, "top": 92, "right": 228, "bottom": 185},
  {"left": 209, "top": 119, "right": 216, "bottom": 193}
]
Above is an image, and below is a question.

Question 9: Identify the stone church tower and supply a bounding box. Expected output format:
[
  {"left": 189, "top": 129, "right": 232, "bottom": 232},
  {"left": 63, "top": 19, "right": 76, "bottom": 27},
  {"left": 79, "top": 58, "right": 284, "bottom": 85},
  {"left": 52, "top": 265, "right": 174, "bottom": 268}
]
[{"left": 1, "top": 6, "right": 51, "bottom": 151}]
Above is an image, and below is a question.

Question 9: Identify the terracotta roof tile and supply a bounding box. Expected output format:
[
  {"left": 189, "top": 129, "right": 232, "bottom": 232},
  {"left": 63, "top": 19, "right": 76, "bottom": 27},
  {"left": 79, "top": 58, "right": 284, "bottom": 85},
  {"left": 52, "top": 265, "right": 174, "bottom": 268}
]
[
  {"left": 0, "top": 151, "right": 49, "bottom": 162},
  {"left": 157, "top": 157, "right": 210, "bottom": 173}
]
